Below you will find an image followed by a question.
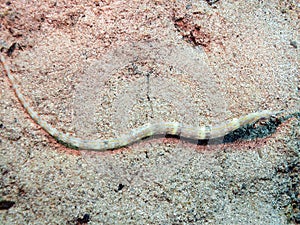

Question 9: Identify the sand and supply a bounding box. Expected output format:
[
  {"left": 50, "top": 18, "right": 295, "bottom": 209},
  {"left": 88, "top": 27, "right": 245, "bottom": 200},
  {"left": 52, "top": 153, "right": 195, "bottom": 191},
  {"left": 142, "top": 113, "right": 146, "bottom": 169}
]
[{"left": 0, "top": 0, "right": 299, "bottom": 224}]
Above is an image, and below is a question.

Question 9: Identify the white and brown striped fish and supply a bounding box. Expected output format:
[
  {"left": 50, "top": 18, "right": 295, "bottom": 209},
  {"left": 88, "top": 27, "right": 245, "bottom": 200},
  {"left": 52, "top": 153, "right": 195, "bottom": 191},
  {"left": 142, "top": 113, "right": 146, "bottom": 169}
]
[{"left": 0, "top": 54, "right": 283, "bottom": 151}]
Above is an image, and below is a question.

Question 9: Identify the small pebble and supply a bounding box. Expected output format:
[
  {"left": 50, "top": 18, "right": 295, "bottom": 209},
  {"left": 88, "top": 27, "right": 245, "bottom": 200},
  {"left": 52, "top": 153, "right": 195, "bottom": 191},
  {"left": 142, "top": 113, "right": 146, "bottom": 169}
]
[{"left": 290, "top": 40, "right": 297, "bottom": 49}]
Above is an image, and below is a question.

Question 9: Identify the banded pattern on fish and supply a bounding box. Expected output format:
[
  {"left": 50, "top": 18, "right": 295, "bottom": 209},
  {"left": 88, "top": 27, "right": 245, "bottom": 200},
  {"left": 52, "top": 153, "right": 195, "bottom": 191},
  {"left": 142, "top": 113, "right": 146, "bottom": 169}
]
[{"left": 1, "top": 54, "right": 281, "bottom": 151}]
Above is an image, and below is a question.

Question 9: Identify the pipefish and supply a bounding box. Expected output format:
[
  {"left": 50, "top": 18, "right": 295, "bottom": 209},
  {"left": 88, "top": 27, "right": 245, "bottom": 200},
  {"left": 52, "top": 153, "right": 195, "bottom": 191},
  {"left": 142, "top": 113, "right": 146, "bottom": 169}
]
[{"left": 1, "top": 54, "right": 283, "bottom": 151}]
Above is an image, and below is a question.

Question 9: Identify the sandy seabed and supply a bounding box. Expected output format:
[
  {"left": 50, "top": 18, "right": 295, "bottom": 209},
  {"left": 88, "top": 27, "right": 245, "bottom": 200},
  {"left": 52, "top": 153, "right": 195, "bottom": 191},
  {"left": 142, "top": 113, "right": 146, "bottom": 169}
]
[{"left": 0, "top": 0, "right": 299, "bottom": 224}]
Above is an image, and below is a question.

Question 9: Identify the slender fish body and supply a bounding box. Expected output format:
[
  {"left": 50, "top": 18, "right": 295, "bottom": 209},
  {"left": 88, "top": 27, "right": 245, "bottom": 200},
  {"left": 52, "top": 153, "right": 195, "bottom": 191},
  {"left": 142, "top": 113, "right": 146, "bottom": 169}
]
[{"left": 0, "top": 55, "right": 281, "bottom": 151}]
